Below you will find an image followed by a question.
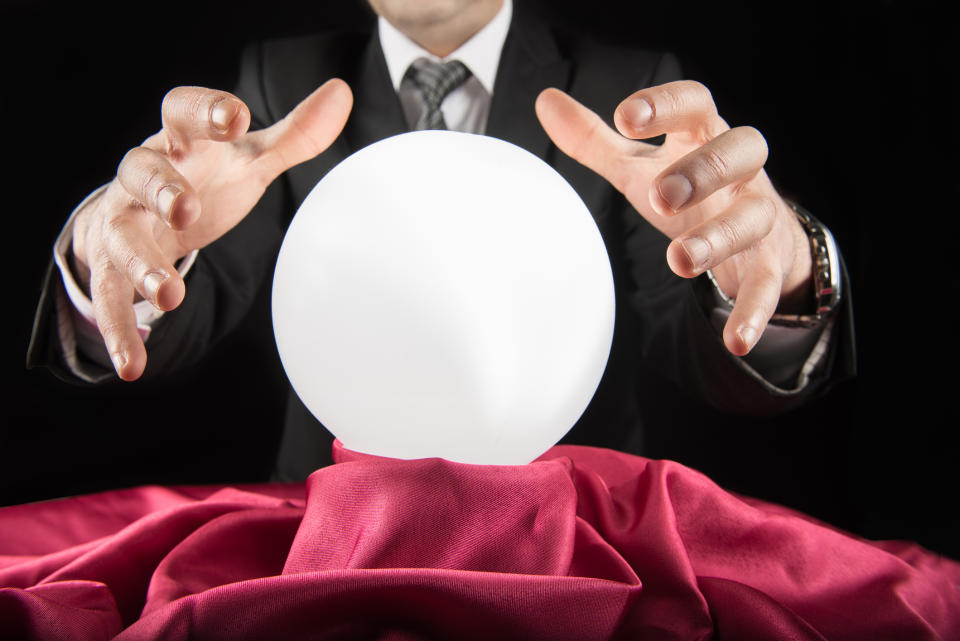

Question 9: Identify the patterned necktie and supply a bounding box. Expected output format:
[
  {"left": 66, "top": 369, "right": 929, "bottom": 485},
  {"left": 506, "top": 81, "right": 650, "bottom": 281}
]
[{"left": 406, "top": 57, "right": 471, "bottom": 130}]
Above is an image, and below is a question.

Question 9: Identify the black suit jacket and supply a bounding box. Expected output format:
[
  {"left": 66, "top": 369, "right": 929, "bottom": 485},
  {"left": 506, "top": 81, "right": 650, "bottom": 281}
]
[{"left": 28, "top": 4, "right": 856, "bottom": 481}]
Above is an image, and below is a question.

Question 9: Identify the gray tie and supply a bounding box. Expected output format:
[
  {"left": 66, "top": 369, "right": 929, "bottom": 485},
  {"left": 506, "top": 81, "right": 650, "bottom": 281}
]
[{"left": 406, "top": 58, "right": 471, "bottom": 130}]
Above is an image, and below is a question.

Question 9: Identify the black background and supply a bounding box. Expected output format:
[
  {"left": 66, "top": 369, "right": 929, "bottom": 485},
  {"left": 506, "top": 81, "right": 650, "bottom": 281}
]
[{"left": 2, "top": 1, "right": 956, "bottom": 557}]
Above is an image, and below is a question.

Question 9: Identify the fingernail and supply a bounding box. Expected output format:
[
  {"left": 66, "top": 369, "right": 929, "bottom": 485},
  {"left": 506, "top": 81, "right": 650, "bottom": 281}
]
[
  {"left": 211, "top": 100, "right": 236, "bottom": 131},
  {"left": 659, "top": 174, "right": 693, "bottom": 211},
  {"left": 157, "top": 185, "right": 180, "bottom": 220},
  {"left": 679, "top": 237, "right": 710, "bottom": 272},
  {"left": 111, "top": 351, "right": 127, "bottom": 373},
  {"left": 622, "top": 98, "right": 653, "bottom": 129},
  {"left": 738, "top": 325, "right": 758, "bottom": 350},
  {"left": 143, "top": 271, "right": 168, "bottom": 305}
]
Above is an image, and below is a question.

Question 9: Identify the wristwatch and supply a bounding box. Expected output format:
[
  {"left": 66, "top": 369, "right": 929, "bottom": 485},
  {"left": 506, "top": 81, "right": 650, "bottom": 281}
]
[{"left": 705, "top": 201, "right": 842, "bottom": 329}]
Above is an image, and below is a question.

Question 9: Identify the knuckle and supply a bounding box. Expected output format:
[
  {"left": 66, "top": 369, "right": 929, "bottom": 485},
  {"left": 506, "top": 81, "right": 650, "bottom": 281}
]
[
  {"left": 163, "top": 86, "right": 221, "bottom": 133},
  {"left": 141, "top": 166, "right": 163, "bottom": 201},
  {"left": 189, "top": 91, "right": 208, "bottom": 122},
  {"left": 117, "top": 245, "right": 143, "bottom": 278},
  {"left": 738, "top": 125, "right": 769, "bottom": 160},
  {"left": 123, "top": 194, "right": 145, "bottom": 213},
  {"left": 91, "top": 271, "right": 116, "bottom": 302},
  {"left": 104, "top": 209, "right": 130, "bottom": 235},
  {"left": 738, "top": 195, "right": 778, "bottom": 241},
  {"left": 147, "top": 130, "right": 174, "bottom": 154},
  {"left": 103, "top": 215, "right": 142, "bottom": 259},
  {"left": 96, "top": 317, "right": 126, "bottom": 345},
  {"left": 91, "top": 246, "right": 113, "bottom": 272},
  {"left": 95, "top": 315, "right": 116, "bottom": 334},
  {"left": 117, "top": 147, "right": 140, "bottom": 179},
  {"left": 733, "top": 241, "right": 762, "bottom": 264},
  {"left": 118, "top": 148, "right": 164, "bottom": 200},
  {"left": 740, "top": 124, "right": 766, "bottom": 144},
  {"left": 119, "top": 146, "right": 141, "bottom": 169},
  {"left": 755, "top": 263, "right": 781, "bottom": 289},
  {"left": 714, "top": 215, "right": 744, "bottom": 251},
  {"left": 161, "top": 86, "right": 188, "bottom": 113},
  {"left": 100, "top": 218, "right": 151, "bottom": 281},
  {"left": 695, "top": 146, "right": 731, "bottom": 185},
  {"left": 695, "top": 124, "right": 715, "bottom": 146},
  {"left": 758, "top": 286, "right": 781, "bottom": 318},
  {"left": 688, "top": 80, "right": 713, "bottom": 103},
  {"left": 571, "top": 113, "right": 606, "bottom": 164},
  {"left": 659, "top": 85, "right": 684, "bottom": 117},
  {"left": 739, "top": 269, "right": 780, "bottom": 317},
  {"left": 160, "top": 89, "right": 181, "bottom": 124},
  {"left": 757, "top": 196, "right": 778, "bottom": 229}
]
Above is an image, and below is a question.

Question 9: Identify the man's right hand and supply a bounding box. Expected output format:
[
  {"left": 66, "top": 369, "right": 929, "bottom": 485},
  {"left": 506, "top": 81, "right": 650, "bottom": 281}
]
[{"left": 71, "top": 80, "right": 353, "bottom": 381}]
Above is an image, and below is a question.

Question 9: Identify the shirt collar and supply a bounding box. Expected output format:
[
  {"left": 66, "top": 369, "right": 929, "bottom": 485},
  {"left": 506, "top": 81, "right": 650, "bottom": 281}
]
[{"left": 378, "top": 0, "right": 512, "bottom": 95}]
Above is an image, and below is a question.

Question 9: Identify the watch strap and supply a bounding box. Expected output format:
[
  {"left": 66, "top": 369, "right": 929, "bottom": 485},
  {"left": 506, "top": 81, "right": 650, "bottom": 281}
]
[{"left": 704, "top": 201, "right": 841, "bottom": 329}]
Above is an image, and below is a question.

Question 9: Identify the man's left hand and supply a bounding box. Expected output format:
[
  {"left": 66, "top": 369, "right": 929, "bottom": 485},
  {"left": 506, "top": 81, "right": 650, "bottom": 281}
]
[{"left": 535, "top": 81, "right": 812, "bottom": 356}]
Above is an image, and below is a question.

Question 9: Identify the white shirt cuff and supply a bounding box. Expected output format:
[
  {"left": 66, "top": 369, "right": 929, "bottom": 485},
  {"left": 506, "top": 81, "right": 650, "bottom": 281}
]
[{"left": 52, "top": 184, "right": 198, "bottom": 344}]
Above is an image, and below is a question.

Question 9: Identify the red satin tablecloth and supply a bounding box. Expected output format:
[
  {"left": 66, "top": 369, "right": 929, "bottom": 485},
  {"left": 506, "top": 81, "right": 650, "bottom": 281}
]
[{"left": 1, "top": 443, "right": 958, "bottom": 640}]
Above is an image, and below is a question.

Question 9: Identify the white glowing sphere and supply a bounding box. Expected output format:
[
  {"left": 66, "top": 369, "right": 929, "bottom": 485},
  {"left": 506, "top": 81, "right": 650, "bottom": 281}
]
[{"left": 272, "top": 131, "right": 614, "bottom": 465}]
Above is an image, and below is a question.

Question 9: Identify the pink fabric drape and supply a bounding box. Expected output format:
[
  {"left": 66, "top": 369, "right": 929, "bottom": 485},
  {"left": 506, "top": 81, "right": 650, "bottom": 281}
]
[{"left": 2, "top": 443, "right": 957, "bottom": 640}]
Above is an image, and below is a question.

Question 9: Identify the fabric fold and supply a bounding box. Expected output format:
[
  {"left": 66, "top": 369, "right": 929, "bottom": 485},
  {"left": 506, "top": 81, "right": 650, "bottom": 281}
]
[
  {"left": 284, "top": 455, "right": 593, "bottom": 578},
  {"left": 0, "top": 442, "right": 957, "bottom": 641}
]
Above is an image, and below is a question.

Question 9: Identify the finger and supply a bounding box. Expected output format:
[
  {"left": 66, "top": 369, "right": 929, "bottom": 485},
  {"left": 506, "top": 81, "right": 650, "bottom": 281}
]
[
  {"left": 141, "top": 130, "right": 167, "bottom": 152},
  {"left": 253, "top": 78, "right": 353, "bottom": 179},
  {"left": 666, "top": 194, "right": 777, "bottom": 277},
  {"left": 650, "top": 126, "right": 768, "bottom": 215},
  {"left": 101, "top": 212, "right": 185, "bottom": 311},
  {"left": 116, "top": 146, "right": 201, "bottom": 229},
  {"left": 723, "top": 259, "right": 782, "bottom": 355},
  {"left": 535, "top": 88, "right": 639, "bottom": 192},
  {"left": 161, "top": 86, "right": 251, "bottom": 152},
  {"left": 613, "top": 80, "right": 727, "bottom": 141},
  {"left": 89, "top": 263, "right": 148, "bottom": 380}
]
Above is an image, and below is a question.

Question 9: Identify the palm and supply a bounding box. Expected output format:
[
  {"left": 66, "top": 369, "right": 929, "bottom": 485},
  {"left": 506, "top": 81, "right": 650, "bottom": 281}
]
[
  {"left": 139, "top": 82, "right": 353, "bottom": 264},
  {"left": 162, "top": 138, "right": 269, "bottom": 255}
]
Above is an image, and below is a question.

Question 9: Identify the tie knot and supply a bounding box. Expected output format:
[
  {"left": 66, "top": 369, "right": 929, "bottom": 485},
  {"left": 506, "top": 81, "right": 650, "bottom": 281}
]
[
  {"left": 408, "top": 58, "right": 471, "bottom": 107},
  {"left": 406, "top": 58, "right": 471, "bottom": 130}
]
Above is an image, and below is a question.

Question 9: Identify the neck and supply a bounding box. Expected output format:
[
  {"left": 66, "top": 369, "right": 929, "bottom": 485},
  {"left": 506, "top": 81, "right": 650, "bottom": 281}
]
[{"left": 392, "top": 0, "right": 503, "bottom": 57}]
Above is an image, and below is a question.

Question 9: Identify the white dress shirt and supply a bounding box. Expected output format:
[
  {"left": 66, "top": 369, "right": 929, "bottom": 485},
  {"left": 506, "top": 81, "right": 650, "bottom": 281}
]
[{"left": 379, "top": 0, "right": 512, "bottom": 134}]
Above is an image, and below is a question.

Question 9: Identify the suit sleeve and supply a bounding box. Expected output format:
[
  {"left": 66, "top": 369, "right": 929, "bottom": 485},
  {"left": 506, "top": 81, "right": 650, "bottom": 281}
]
[
  {"left": 26, "top": 42, "right": 290, "bottom": 383},
  {"left": 619, "top": 52, "right": 856, "bottom": 416}
]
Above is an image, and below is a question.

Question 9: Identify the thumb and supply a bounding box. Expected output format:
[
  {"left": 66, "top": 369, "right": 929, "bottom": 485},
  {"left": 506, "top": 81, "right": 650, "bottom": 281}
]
[
  {"left": 535, "top": 88, "right": 635, "bottom": 193},
  {"left": 255, "top": 78, "right": 353, "bottom": 178}
]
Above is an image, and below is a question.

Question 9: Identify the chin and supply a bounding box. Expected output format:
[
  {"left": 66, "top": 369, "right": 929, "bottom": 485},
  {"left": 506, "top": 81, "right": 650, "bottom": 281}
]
[{"left": 371, "top": 0, "right": 485, "bottom": 27}]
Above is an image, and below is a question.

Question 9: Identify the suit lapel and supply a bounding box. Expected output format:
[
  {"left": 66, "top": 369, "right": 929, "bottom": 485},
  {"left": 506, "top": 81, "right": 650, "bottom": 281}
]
[
  {"left": 344, "top": 31, "right": 409, "bottom": 152},
  {"left": 282, "top": 30, "right": 408, "bottom": 207},
  {"left": 486, "top": 7, "right": 619, "bottom": 221},
  {"left": 486, "top": 5, "right": 571, "bottom": 162}
]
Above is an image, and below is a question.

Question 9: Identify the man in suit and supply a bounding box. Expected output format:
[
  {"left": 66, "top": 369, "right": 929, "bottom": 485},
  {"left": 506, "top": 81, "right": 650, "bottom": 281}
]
[{"left": 28, "top": 0, "right": 854, "bottom": 480}]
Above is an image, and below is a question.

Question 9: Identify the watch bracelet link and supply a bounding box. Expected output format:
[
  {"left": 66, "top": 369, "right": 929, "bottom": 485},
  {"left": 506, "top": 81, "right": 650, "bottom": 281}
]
[{"left": 705, "top": 201, "right": 841, "bottom": 329}]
